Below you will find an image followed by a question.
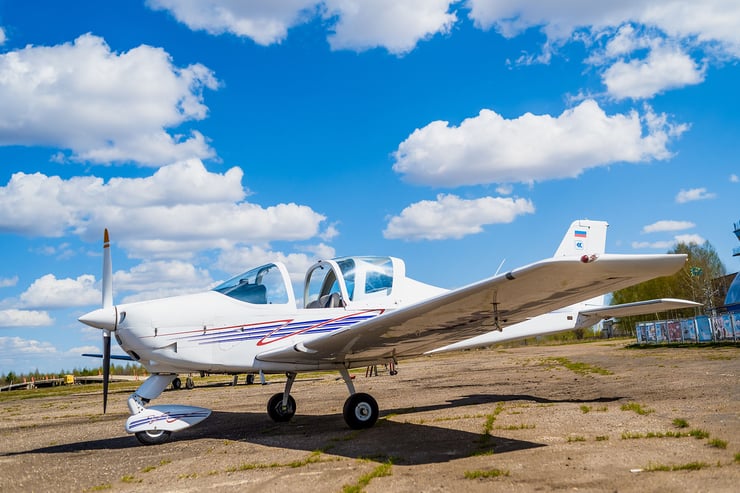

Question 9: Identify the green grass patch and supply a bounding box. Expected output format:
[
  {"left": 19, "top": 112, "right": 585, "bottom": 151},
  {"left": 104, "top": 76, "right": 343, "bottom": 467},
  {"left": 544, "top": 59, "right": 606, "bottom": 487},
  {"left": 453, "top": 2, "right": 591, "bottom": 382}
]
[
  {"left": 688, "top": 429, "right": 710, "bottom": 439},
  {"left": 672, "top": 418, "right": 689, "bottom": 428},
  {"left": 734, "top": 452, "right": 740, "bottom": 463},
  {"left": 620, "top": 402, "right": 654, "bottom": 415},
  {"left": 622, "top": 430, "right": 687, "bottom": 439},
  {"left": 595, "top": 435, "right": 609, "bottom": 441},
  {"left": 464, "top": 468, "right": 509, "bottom": 479},
  {"left": 476, "top": 402, "right": 505, "bottom": 447},
  {"left": 86, "top": 485, "right": 112, "bottom": 492},
  {"left": 342, "top": 459, "right": 394, "bottom": 493},
  {"left": 567, "top": 435, "right": 586, "bottom": 442},
  {"left": 226, "top": 450, "right": 325, "bottom": 473},
  {"left": 644, "top": 462, "right": 709, "bottom": 472},
  {"left": 542, "top": 357, "right": 612, "bottom": 375},
  {"left": 580, "top": 405, "right": 591, "bottom": 413},
  {"left": 707, "top": 438, "right": 727, "bottom": 449},
  {"left": 621, "top": 429, "right": 712, "bottom": 440}
]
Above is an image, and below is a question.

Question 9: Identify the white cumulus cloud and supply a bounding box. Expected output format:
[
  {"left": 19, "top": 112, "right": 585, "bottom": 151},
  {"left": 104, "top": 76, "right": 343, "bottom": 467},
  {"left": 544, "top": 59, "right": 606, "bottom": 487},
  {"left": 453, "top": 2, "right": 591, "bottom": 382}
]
[
  {"left": 642, "top": 220, "right": 695, "bottom": 233},
  {"left": 467, "top": 1, "right": 740, "bottom": 99},
  {"left": 0, "top": 160, "right": 327, "bottom": 258},
  {"left": 0, "top": 309, "right": 53, "bottom": 327},
  {"left": 674, "top": 233, "right": 706, "bottom": 245},
  {"left": 0, "top": 276, "right": 18, "bottom": 288},
  {"left": 675, "top": 187, "right": 716, "bottom": 203},
  {"left": 216, "top": 244, "right": 336, "bottom": 283},
  {"left": 148, "top": 0, "right": 458, "bottom": 54},
  {"left": 384, "top": 193, "right": 535, "bottom": 241},
  {"left": 0, "top": 34, "right": 218, "bottom": 166},
  {"left": 115, "top": 260, "right": 215, "bottom": 303},
  {"left": 19, "top": 274, "right": 100, "bottom": 309},
  {"left": 632, "top": 233, "right": 706, "bottom": 250},
  {"left": 392, "top": 100, "right": 686, "bottom": 187},
  {"left": 147, "top": 0, "right": 319, "bottom": 45},
  {"left": 603, "top": 45, "right": 705, "bottom": 99},
  {"left": 467, "top": 0, "right": 740, "bottom": 55},
  {"left": 324, "top": 0, "right": 457, "bottom": 55}
]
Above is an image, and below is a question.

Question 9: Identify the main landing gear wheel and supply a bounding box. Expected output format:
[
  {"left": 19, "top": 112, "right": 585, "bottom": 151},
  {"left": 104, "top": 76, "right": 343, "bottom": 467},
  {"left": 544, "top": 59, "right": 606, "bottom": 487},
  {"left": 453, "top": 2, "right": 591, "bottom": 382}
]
[
  {"left": 267, "top": 392, "right": 296, "bottom": 422},
  {"left": 135, "top": 429, "right": 172, "bottom": 446},
  {"left": 185, "top": 376, "right": 194, "bottom": 389},
  {"left": 343, "top": 393, "right": 379, "bottom": 429},
  {"left": 171, "top": 377, "right": 182, "bottom": 390}
]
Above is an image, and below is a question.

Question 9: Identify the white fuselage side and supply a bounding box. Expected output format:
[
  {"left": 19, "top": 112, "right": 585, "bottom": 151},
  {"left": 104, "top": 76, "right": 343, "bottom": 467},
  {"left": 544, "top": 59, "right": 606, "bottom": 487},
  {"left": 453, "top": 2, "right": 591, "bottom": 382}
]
[{"left": 114, "top": 291, "right": 392, "bottom": 373}]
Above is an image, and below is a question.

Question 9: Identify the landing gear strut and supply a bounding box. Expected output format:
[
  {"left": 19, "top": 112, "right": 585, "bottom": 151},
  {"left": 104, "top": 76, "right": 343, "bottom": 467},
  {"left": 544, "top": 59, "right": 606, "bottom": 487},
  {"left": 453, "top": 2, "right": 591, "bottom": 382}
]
[
  {"left": 263, "top": 368, "right": 380, "bottom": 430},
  {"left": 266, "top": 372, "right": 297, "bottom": 422}
]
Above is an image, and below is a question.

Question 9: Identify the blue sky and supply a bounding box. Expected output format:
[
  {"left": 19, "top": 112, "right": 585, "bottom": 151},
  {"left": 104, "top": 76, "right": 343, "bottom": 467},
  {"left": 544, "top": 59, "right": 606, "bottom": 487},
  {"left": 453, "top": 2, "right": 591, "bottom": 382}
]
[{"left": 0, "top": 0, "right": 738, "bottom": 374}]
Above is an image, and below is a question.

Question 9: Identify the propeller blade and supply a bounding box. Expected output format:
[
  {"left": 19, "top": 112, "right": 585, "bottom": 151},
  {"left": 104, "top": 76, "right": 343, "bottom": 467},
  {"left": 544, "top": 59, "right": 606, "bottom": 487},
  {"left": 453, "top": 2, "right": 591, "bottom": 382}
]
[
  {"left": 102, "top": 229, "right": 112, "bottom": 309},
  {"left": 102, "top": 229, "right": 112, "bottom": 413},
  {"left": 102, "top": 329, "right": 111, "bottom": 414}
]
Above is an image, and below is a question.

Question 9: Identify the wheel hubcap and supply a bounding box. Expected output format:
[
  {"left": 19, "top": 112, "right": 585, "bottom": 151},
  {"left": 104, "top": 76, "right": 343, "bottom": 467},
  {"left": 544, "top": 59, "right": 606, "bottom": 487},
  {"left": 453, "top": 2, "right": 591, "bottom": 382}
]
[{"left": 355, "top": 402, "right": 372, "bottom": 421}]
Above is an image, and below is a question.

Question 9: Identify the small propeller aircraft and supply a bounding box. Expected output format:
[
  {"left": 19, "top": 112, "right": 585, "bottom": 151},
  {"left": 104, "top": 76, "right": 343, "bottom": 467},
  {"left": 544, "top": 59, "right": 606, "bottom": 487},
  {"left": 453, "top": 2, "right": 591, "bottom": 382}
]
[{"left": 78, "top": 220, "right": 696, "bottom": 445}]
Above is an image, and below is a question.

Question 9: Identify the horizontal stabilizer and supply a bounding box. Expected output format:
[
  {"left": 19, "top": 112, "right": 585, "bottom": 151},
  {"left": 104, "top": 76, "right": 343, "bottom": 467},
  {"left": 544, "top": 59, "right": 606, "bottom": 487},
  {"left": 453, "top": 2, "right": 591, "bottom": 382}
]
[{"left": 575, "top": 298, "right": 701, "bottom": 329}]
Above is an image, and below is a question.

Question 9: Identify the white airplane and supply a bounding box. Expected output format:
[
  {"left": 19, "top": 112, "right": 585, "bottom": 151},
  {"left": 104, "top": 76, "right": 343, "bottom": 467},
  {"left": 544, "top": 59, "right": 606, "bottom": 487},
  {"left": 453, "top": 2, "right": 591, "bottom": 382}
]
[{"left": 78, "top": 220, "right": 696, "bottom": 445}]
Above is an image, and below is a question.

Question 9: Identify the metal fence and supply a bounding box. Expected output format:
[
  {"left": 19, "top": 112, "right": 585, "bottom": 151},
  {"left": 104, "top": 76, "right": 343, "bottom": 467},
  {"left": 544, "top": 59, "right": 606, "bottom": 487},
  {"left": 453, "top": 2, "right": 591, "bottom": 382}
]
[{"left": 635, "top": 313, "right": 740, "bottom": 343}]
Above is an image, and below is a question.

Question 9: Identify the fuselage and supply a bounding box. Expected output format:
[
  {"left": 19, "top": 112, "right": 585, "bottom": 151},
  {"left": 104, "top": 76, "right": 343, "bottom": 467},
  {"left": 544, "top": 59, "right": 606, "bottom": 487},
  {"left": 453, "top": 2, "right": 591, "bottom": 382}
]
[{"left": 113, "top": 291, "right": 387, "bottom": 373}]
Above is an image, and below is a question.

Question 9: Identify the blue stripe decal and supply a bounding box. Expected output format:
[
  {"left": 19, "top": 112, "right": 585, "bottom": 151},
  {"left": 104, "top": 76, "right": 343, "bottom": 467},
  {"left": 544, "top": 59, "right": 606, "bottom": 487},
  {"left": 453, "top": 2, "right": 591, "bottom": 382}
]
[{"left": 181, "top": 313, "right": 378, "bottom": 346}]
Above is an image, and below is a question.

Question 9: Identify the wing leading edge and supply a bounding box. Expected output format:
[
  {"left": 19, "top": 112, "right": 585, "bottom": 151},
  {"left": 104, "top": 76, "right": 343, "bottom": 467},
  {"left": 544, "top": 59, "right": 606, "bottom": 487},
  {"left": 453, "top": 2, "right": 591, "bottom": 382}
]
[{"left": 256, "top": 253, "right": 687, "bottom": 367}]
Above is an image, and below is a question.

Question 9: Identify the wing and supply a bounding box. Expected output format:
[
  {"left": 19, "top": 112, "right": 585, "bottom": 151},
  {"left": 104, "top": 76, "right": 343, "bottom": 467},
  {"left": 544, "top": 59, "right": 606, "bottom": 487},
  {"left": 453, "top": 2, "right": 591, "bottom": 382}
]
[
  {"left": 574, "top": 298, "right": 701, "bottom": 328},
  {"left": 256, "top": 253, "right": 686, "bottom": 367}
]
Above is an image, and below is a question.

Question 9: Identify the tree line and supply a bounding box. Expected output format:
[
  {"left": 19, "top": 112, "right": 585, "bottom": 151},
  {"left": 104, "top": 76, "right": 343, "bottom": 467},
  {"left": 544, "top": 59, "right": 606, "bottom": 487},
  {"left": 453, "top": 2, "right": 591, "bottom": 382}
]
[
  {"left": 611, "top": 241, "right": 729, "bottom": 335},
  {"left": 1, "top": 362, "right": 146, "bottom": 386}
]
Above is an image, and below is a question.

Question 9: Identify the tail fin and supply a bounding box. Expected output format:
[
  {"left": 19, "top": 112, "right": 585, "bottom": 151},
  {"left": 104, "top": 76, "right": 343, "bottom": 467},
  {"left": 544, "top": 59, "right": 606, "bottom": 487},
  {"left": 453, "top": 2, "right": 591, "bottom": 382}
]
[
  {"left": 554, "top": 220, "right": 609, "bottom": 309},
  {"left": 554, "top": 219, "right": 608, "bottom": 258}
]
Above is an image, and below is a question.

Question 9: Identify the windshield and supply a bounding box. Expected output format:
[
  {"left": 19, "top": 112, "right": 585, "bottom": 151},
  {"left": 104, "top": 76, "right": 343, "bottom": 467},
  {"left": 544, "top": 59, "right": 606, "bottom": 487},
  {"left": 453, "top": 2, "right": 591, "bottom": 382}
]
[{"left": 213, "top": 263, "right": 291, "bottom": 305}]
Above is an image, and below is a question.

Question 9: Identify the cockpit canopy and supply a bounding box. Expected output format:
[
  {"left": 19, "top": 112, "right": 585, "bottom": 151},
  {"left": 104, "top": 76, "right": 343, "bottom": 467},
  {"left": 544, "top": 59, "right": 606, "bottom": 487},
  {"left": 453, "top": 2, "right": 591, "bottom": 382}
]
[
  {"left": 303, "top": 256, "right": 401, "bottom": 308},
  {"left": 212, "top": 262, "right": 295, "bottom": 306},
  {"left": 213, "top": 256, "right": 406, "bottom": 309}
]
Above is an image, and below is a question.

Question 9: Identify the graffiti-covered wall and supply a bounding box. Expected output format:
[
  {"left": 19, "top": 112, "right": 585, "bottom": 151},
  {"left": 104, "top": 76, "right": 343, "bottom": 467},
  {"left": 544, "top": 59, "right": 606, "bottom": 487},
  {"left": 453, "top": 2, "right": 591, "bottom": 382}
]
[{"left": 636, "top": 313, "right": 740, "bottom": 343}]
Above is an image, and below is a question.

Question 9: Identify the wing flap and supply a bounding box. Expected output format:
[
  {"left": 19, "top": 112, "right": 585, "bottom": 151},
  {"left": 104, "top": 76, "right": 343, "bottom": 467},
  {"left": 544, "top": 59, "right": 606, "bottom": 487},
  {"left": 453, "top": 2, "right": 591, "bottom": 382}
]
[{"left": 257, "top": 253, "right": 686, "bottom": 366}]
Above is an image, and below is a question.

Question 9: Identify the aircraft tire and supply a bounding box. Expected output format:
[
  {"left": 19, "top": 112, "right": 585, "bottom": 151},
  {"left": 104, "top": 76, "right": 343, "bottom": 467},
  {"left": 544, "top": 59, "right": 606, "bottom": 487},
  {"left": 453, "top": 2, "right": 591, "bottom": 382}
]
[
  {"left": 185, "top": 377, "right": 194, "bottom": 389},
  {"left": 171, "top": 377, "right": 182, "bottom": 390},
  {"left": 135, "top": 429, "right": 172, "bottom": 446},
  {"left": 267, "top": 392, "right": 296, "bottom": 422},
  {"left": 343, "top": 393, "right": 378, "bottom": 429}
]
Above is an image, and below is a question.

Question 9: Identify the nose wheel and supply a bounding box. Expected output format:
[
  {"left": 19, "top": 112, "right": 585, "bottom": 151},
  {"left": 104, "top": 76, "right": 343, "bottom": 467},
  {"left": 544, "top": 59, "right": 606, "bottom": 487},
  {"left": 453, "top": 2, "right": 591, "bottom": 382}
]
[
  {"left": 267, "top": 392, "right": 296, "bottom": 422},
  {"left": 135, "top": 429, "right": 172, "bottom": 445}
]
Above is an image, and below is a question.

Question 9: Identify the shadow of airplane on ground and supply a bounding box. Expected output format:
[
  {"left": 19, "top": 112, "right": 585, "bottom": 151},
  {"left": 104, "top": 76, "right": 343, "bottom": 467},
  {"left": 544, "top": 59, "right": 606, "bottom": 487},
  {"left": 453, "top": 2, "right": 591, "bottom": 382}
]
[{"left": 5, "top": 392, "right": 623, "bottom": 465}]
